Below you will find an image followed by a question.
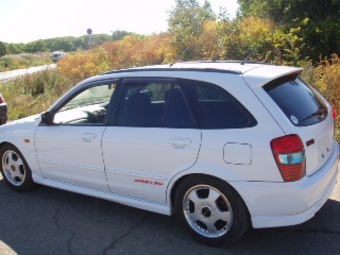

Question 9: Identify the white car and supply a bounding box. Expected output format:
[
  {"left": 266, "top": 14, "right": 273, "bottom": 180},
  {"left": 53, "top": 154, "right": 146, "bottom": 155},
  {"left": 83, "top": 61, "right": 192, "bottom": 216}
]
[
  {"left": 0, "top": 61, "right": 338, "bottom": 246},
  {"left": 52, "top": 51, "right": 66, "bottom": 63}
]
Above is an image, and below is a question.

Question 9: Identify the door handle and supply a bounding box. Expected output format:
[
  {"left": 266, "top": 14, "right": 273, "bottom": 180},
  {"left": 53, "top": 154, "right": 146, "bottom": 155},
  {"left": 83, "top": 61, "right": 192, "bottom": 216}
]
[
  {"left": 170, "top": 138, "right": 191, "bottom": 147},
  {"left": 82, "top": 133, "right": 96, "bottom": 142}
]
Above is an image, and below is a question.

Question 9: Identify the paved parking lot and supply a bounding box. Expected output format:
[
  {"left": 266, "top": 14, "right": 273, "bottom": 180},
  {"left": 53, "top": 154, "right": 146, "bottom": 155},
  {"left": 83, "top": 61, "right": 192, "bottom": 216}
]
[{"left": 1, "top": 171, "right": 340, "bottom": 255}]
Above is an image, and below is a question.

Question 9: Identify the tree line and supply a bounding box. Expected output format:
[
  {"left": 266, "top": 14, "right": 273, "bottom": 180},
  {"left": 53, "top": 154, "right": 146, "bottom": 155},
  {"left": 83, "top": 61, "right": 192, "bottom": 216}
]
[
  {"left": 0, "top": 30, "right": 134, "bottom": 57},
  {"left": 1, "top": 0, "right": 340, "bottom": 65}
]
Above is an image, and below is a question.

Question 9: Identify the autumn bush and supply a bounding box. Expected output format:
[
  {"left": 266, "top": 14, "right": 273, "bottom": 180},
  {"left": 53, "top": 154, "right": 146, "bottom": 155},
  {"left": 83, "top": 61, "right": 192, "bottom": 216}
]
[
  {"left": 302, "top": 54, "right": 340, "bottom": 140},
  {"left": 102, "top": 33, "right": 174, "bottom": 67}
]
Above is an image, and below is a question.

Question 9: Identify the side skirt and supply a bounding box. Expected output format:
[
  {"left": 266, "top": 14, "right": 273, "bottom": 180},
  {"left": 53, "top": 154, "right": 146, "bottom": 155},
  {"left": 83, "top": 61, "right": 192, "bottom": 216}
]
[{"left": 32, "top": 173, "right": 173, "bottom": 216}]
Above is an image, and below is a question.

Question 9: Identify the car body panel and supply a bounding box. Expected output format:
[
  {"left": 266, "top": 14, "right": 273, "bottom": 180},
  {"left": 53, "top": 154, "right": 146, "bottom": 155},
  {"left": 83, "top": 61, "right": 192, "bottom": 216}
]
[
  {"left": 231, "top": 140, "right": 339, "bottom": 228},
  {"left": 32, "top": 172, "right": 173, "bottom": 215},
  {"left": 0, "top": 115, "right": 42, "bottom": 174},
  {"left": 102, "top": 127, "right": 201, "bottom": 203},
  {"left": 242, "top": 65, "right": 303, "bottom": 88},
  {"left": 34, "top": 125, "right": 109, "bottom": 191}
]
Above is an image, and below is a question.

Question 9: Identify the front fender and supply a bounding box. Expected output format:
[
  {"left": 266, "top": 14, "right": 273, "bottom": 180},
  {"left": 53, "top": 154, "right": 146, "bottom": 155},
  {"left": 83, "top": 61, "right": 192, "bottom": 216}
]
[{"left": 0, "top": 115, "right": 42, "bottom": 175}]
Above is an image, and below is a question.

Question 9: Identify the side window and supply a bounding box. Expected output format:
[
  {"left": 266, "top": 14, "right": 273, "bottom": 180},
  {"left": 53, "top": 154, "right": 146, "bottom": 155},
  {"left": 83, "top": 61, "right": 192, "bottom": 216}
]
[
  {"left": 116, "top": 81, "right": 194, "bottom": 128},
  {"left": 53, "top": 83, "right": 116, "bottom": 125},
  {"left": 184, "top": 80, "right": 257, "bottom": 129}
]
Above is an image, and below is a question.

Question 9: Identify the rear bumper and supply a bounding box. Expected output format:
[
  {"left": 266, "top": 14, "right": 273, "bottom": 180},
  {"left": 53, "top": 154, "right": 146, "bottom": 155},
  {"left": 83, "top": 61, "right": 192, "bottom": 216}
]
[{"left": 231, "top": 140, "right": 339, "bottom": 229}]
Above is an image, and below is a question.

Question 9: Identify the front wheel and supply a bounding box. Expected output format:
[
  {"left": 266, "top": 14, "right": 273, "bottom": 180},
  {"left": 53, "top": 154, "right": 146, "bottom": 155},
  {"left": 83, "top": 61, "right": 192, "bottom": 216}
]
[
  {"left": 0, "top": 144, "right": 35, "bottom": 191},
  {"left": 175, "top": 175, "right": 249, "bottom": 246}
]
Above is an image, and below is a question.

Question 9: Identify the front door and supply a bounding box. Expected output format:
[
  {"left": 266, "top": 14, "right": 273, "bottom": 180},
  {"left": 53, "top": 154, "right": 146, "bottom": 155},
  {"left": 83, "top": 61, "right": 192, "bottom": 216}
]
[{"left": 35, "top": 82, "right": 117, "bottom": 191}]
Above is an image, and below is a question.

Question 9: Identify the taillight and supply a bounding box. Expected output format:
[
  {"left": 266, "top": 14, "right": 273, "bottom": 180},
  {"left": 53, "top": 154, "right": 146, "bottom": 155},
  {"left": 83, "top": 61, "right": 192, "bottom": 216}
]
[
  {"left": 331, "top": 106, "right": 337, "bottom": 120},
  {"left": 271, "top": 135, "right": 305, "bottom": 182}
]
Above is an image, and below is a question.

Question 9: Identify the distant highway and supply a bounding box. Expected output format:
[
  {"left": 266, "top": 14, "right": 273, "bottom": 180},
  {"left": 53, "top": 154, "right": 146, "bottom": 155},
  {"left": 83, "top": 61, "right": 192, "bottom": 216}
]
[{"left": 0, "top": 64, "right": 57, "bottom": 84}]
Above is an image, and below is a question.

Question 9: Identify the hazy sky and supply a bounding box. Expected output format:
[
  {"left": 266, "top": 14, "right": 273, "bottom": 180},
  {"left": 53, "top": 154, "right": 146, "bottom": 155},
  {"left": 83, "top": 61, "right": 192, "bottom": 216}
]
[{"left": 0, "top": 0, "right": 239, "bottom": 43}]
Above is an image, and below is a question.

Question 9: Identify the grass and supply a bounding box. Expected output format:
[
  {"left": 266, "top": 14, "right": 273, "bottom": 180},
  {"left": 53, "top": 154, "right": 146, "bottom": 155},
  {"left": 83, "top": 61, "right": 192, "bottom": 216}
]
[
  {"left": 1, "top": 69, "right": 75, "bottom": 120},
  {"left": 0, "top": 53, "right": 52, "bottom": 72}
]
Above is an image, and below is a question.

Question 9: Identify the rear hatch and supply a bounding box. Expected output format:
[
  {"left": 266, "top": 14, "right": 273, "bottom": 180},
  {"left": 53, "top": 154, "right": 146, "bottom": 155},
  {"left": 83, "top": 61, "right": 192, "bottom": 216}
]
[{"left": 262, "top": 73, "right": 335, "bottom": 176}]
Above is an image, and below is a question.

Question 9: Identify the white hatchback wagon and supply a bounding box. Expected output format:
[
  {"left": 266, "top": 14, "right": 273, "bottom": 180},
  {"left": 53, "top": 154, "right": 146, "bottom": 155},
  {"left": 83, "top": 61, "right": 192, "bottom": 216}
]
[{"left": 0, "top": 61, "right": 338, "bottom": 246}]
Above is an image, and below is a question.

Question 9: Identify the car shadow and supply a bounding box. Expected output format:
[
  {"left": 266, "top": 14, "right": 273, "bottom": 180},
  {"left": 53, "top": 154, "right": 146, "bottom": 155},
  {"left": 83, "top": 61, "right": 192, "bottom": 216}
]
[{"left": 0, "top": 180, "right": 340, "bottom": 255}]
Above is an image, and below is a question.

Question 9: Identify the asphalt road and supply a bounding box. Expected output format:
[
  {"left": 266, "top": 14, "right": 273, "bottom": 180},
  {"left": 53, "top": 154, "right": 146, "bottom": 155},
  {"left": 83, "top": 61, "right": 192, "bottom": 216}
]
[
  {"left": 0, "top": 64, "right": 57, "bottom": 84},
  {"left": 0, "top": 170, "right": 340, "bottom": 255}
]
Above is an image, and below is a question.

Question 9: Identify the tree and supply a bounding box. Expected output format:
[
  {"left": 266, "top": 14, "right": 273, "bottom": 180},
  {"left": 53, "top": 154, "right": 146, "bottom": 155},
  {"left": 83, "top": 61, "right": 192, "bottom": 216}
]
[
  {"left": 6, "top": 43, "right": 24, "bottom": 55},
  {"left": 0, "top": 41, "right": 6, "bottom": 57},
  {"left": 51, "top": 38, "right": 75, "bottom": 52},
  {"left": 24, "top": 40, "right": 47, "bottom": 53},
  {"left": 111, "top": 30, "right": 133, "bottom": 41},
  {"left": 167, "top": 0, "right": 216, "bottom": 60},
  {"left": 237, "top": 0, "right": 340, "bottom": 62}
]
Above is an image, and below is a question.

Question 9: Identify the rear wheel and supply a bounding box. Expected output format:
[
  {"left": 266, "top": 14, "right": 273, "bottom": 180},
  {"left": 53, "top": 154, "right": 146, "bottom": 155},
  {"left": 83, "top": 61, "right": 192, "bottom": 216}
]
[
  {"left": 175, "top": 175, "right": 249, "bottom": 246},
  {"left": 0, "top": 144, "right": 35, "bottom": 191}
]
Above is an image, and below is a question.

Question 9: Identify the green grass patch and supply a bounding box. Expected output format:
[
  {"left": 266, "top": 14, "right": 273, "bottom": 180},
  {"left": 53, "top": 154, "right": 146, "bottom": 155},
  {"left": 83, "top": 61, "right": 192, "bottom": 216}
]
[
  {"left": 2, "top": 69, "right": 76, "bottom": 120},
  {"left": 0, "top": 53, "right": 52, "bottom": 72}
]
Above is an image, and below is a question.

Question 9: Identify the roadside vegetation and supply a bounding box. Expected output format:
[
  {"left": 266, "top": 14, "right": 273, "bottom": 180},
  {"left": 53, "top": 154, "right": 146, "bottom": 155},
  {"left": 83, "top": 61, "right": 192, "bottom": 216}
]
[
  {"left": 0, "top": 53, "right": 52, "bottom": 72},
  {"left": 1, "top": 0, "right": 340, "bottom": 139}
]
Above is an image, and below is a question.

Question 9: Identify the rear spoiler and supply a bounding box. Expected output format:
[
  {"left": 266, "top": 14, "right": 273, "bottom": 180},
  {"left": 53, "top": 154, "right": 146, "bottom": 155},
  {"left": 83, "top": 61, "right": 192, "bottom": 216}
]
[{"left": 242, "top": 66, "right": 303, "bottom": 89}]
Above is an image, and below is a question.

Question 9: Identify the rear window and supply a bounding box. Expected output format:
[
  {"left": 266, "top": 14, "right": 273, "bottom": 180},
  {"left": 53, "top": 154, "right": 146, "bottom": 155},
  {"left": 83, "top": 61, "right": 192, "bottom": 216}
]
[{"left": 264, "top": 74, "right": 328, "bottom": 126}]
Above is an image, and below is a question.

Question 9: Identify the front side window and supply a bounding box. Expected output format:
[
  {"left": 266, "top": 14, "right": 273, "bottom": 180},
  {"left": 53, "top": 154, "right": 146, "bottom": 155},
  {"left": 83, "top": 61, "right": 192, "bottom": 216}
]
[
  {"left": 53, "top": 83, "right": 116, "bottom": 125},
  {"left": 116, "top": 80, "right": 194, "bottom": 128}
]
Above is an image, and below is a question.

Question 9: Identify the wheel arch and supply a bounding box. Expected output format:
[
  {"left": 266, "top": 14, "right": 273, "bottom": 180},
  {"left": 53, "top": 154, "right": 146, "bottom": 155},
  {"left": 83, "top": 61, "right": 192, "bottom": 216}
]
[
  {"left": 0, "top": 138, "right": 41, "bottom": 177},
  {"left": 0, "top": 141, "right": 17, "bottom": 152},
  {"left": 168, "top": 173, "right": 251, "bottom": 217},
  {"left": 0, "top": 142, "right": 37, "bottom": 191}
]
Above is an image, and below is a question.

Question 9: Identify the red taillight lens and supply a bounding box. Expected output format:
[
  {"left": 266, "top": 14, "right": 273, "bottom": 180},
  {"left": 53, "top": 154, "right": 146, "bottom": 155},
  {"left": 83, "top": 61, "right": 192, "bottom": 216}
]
[
  {"left": 271, "top": 135, "right": 305, "bottom": 182},
  {"left": 331, "top": 106, "right": 337, "bottom": 120}
]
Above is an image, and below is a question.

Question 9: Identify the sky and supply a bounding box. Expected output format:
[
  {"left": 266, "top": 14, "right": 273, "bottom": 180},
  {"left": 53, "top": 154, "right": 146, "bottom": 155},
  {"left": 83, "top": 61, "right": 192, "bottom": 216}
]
[{"left": 0, "top": 0, "right": 239, "bottom": 44}]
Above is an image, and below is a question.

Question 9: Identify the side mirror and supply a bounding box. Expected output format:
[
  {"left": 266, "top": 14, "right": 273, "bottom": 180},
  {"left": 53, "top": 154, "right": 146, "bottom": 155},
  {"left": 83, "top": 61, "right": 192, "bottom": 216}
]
[{"left": 41, "top": 111, "right": 54, "bottom": 125}]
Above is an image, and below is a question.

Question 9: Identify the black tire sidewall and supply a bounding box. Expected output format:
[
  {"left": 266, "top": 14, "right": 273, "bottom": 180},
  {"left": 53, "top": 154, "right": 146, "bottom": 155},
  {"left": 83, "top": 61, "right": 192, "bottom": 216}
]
[
  {"left": 175, "top": 175, "right": 249, "bottom": 246},
  {"left": 0, "top": 144, "right": 35, "bottom": 191}
]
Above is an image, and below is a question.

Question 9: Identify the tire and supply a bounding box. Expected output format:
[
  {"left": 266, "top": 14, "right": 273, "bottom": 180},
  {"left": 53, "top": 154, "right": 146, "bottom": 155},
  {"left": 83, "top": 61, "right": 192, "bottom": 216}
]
[
  {"left": 175, "top": 175, "right": 250, "bottom": 246},
  {"left": 0, "top": 144, "right": 36, "bottom": 191}
]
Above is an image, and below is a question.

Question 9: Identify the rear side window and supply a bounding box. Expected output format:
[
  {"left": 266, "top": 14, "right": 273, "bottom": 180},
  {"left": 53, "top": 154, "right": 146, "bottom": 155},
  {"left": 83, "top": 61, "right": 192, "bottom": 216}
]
[
  {"left": 116, "top": 80, "right": 194, "bottom": 128},
  {"left": 184, "top": 80, "right": 257, "bottom": 129},
  {"left": 264, "top": 75, "right": 328, "bottom": 126}
]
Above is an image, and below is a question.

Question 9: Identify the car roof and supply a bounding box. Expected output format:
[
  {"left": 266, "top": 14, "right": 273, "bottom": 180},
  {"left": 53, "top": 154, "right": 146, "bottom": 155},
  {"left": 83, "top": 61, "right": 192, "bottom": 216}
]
[
  {"left": 94, "top": 61, "right": 303, "bottom": 89},
  {"left": 102, "top": 61, "right": 264, "bottom": 75}
]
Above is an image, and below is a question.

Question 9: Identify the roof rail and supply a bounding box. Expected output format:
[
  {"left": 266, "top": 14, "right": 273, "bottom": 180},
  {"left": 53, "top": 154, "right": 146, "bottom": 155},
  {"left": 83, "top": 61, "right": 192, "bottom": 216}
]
[{"left": 101, "top": 67, "right": 242, "bottom": 76}]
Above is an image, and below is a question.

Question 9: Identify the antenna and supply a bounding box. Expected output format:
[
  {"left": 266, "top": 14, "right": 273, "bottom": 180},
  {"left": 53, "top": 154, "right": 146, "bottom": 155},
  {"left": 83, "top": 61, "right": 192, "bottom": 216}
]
[
  {"left": 242, "top": 47, "right": 257, "bottom": 65},
  {"left": 169, "top": 44, "right": 192, "bottom": 67}
]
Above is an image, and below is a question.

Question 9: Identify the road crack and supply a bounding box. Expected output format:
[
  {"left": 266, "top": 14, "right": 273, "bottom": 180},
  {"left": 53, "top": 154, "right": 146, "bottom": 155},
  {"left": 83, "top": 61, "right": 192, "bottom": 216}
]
[
  {"left": 102, "top": 214, "right": 151, "bottom": 255},
  {"left": 53, "top": 199, "right": 77, "bottom": 255}
]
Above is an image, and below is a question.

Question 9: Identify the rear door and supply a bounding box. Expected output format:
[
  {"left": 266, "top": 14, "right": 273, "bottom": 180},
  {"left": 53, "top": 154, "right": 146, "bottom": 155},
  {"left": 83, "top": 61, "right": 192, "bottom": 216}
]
[
  {"left": 102, "top": 78, "right": 201, "bottom": 203},
  {"left": 260, "top": 74, "right": 335, "bottom": 176}
]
